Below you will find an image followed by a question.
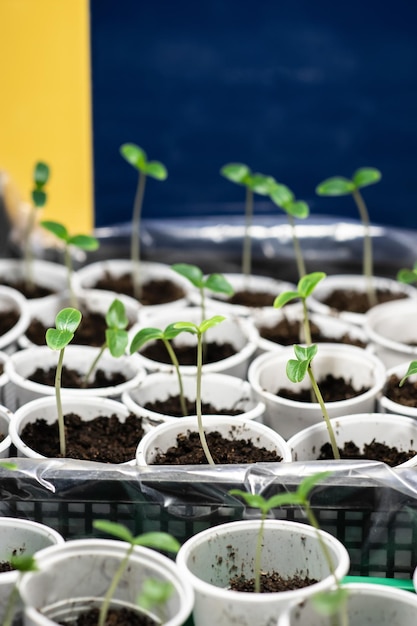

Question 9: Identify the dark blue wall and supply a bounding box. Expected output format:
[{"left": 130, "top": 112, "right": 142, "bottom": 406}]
[{"left": 90, "top": 0, "right": 417, "bottom": 228}]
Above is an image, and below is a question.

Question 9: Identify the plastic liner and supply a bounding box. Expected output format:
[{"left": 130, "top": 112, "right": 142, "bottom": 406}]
[{"left": 1, "top": 458, "right": 417, "bottom": 579}]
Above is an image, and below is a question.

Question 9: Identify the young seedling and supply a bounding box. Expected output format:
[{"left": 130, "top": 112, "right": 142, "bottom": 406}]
[
  {"left": 92, "top": 520, "right": 180, "bottom": 626},
  {"left": 41, "top": 220, "right": 99, "bottom": 308},
  {"left": 3, "top": 554, "right": 38, "bottom": 626},
  {"left": 316, "top": 167, "right": 382, "bottom": 308},
  {"left": 173, "top": 316, "right": 226, "bottom": 465},
  {"left": 273, "top": 271, "right": 326, "bottom": 345},
  {"left": 130, "top": 323, "right": 189, "bottom": 416},
  {"left": 24, "top": 161, "right": 50, "bottom": 289},
  {"left": 397, "top": 262, "right": 417, "bottom": 286},
  {"left": 287, "top": 344, "right": 340, "bottom": 460},
  {"left": 137, "top": 578, "right": 174, "bottom": 624},
  {"left": 120, "top": 143, "right": 168, "bottom": 300},
  {"left": 82, "top": 298, "right": 129, "bottom": 387},
  {"left": 45, "top": 307, "right": 82, "bottom": 457},
  {"left": 230, "top": 472, "right": 348, "bottom": 624},
  {"left": 220, "top": 163, "right": 275, "bottom": 280},
  {"left": 399, "top": 361, "right": 417, "bottom": 387},
  {"left": 171, "top": 262, "right": 234, "bottom": 322}
]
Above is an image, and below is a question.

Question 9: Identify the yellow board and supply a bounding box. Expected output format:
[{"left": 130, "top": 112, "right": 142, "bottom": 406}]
[{"left": 0, "top": 0, "right": 93, "bottom": 234}]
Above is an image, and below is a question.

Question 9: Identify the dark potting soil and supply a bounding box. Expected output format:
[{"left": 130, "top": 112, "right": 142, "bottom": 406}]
[
  {"left": 0, "top": 561, "right": 14, "bottom": 573},
  {"left": 278, "top": 374, "right": 368, "bottom": 403},
  {"left": 384, "top": 374, "right": 417, "bottom": 407},
  {"left": 59, "top": 606, "right": 156, "bottom": 626},
  {"left": 322, "top": 288, "right": 407, "bottom": 314},
  {"left": 151, "top": 429, "right": 282, "bottom": 464},
  {"left": 92, "top": 272, "right": 185, "bottom": 306},
  {"left": 141, "top": 341, "right": 236, "bottom": 365},
  {"left": 214, "top": 289, "right": 275, "bottom": 307},
  {"left": 144, "top": 395, "right": 243, "bottom": 417},
  {"left": 229, "top": 571, "right": 318, "bottom": 593},
  {"left": 26, "top": 309, "right": 121, "bottom": 347},
  {"left": 0, "top": 309, "right": 19, "bottom": 336},
  {"left": 318, "top": 439, "right": 417, "bottom": 466},
  {"left": 21, "top": 413, "right": 145, "bottom": 462},
  {"left": 259, "top": 318, "right": 366, "bottom": 348},
  {"left": 28, "top": 366, "right": 127, "bottom": 389},
  {"left": 1, "top": 278, "right": 54, "bottom": 299}
]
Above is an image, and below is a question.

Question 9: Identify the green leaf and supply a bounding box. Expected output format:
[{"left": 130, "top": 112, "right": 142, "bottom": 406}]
[
  {"left": 399, "top": 361, "right": 417, "bottom": 387},
  {"left": 138, "top": 578, "right": 174, "bottom": 611},
  {"left": 220, "top": 163, "right": 250, "bottom": 184},
  {"left": 229, "top": 490, "right": 269, "bottom": 512},
  {"left": 106, "top": 328, "right": 128, "bottom": 357},
  {"left": 68, "top": 234, "right": 99, "bottom": 251},
  {"left": 199, "top": 315, "right": 226, "bottom": 334},
  {"left": 295, "top": 343, "right": 317, "bottom": 362},
  {"left": 352, "top": 167, "right": 381, "bottom": 189},
  {"left": 171, "top": 263, "right": 204, "bottom": 288},
  {"left": 130, "top": 328, "right": 163, "bottom": 353},
  {"left": 45, "top": 327, "right": 74, "bottom": 350},
  {"left": 33, "top": 161, "right": 50, "bottom": 186},
  {"left": 144, "top": 160, "right": 168, "bottom": 180},
  {"left": 41, "top": 220, "right": 68, "bottom": 241},
  {"left": 316, "top": 177, "right": 355, "bottom": 196},
  {"left": 269, "top": 184, "right": 294, "bottom": 207},
  {"left": 297, "top": 272, "right": 326, "bottom": 299},
  {"left": 105, "top": 299, "right": 128, "bottom": 330},
  {"left": 205, "top": 273, "right": 234, "bottom": 295},
  {"left": 93, "top": 520, "right": 134, "bottom": 543},
  {"left": 273, "top": 291, "right": 299, "bottom": 308},
  {"left": 312, "top": 588, "right": 349, "bottom": 616},
  {"left": 173, "top": 321, "right": 199, "bottom": 334},
  {"left": 286, "top": 200, "right": 309, "bottom": 219},
  {"left": 263, "top": 492, "right": 304, "bottom": 509},
  {"left": 133, "top": 531, "right": 180, "bottom": 553},
  {"left": 397, "top": 268, "right": 417, "bottom": 285},
  {"left": 297, "top": 471, "right": 332, "bottom": 501},
  {"left": 55, "top": 308, "right": 82, "bottom": 333},
  {"left": 248, "top": 174, "right": 276, "bottom": 195},
  {"left": 120, "top": 143, "right": 147, "bottom": 171},
  {"left": 10, "top": 554, "right": 38, "bottom": 573},
  {"left": 286, "top": 358, "right": 309, "bottom": 383},
  {"left": 163, "top": 323, "right": 187, "bottom": 341},
  {"left": 32, "top": 189, "right": 47, "bottom": 208}
]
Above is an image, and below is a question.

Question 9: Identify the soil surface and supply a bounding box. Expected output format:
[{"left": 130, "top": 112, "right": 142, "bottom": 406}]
[
  {"left": 144, "top": 395, "right": 243, "bottom": 417},
  {"left": 21, "top": 413, "right": 145, "bottom": 462},
  {"left": 214, "top": 289, "right": 275, "bottom": 307},
  {"left": 92, "top": 272, "right": 185, "bottom": 306},
  {"left": 384, "top": 374, "right": 417, "bottom": 407},
  {"left": 141, "top": 341, "right": 236, "bottom": 365},
  {"left": 278, "top": 374, "right": 368, "bottom": 403},
  {"left": 322, "top": 288, "right": 407, "bottom": 314},
  {"left": 259, "top": 318, "right": 366, "bottom": 348},
  {"left": 150, "top": 429, "right": 282, "bottom": 464},
  {"left": 0, "top": 309, "right": 19, "bottom": 336},
  {"left": 28, "top": 366, "right": 127, "bottom": 389},
  {"left": 318, "top": 439, "right": 416, "bottom": 466},
  {"left": 59, "top": 607, "right": 156, "bottom": 626},
  {"left": 229, "top": 571, "right": 318, "bottom": 592},
  {"left": 1, "top": 278, "right": 55, "bottom": 299},
  {"left": 0, "top": 560, "right": 14, "bottom": 572}
]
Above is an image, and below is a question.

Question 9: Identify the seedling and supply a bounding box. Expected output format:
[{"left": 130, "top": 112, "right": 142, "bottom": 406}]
[
  {"left": 316, "top": 167, "right": 382, "bottom": 307},
  {"left": 173, "top": 316, "right": 226, "bottom": 465},
  {"left": 3, "top": 554, "right": 38, "bottom": 626},
  {"left": 120, "top": 143, "right": 168, "bottom": 300},
  {"left": 399, "top": 361, "right": 417, "bottom": 387},
  {"left": 82, "top": 298, "right": 129, "bottom": 387},
  {"left": 397, "top": 262, "right": 417, "bottom": 286},
  {"left": 130, "top": 324, "right": 189, "bottom": 416},
  {"left": 24, "top": 161, "right": 50, "bottom": 289},
  {"left": 93, "top": 520, "right": 180, "bottom": 626},
  {"left": 41, "top": 220, "right": 99, "bottom": 307},
  {"left": 45, "top": 307, "right": 82, "bottom": 457},
  {"left": 220, "top": 163, "right": 275, "bottom": 280},
  {"left": 171, "top": 263, "right": 234, "bottom": 322},
  {"left": 287, "top": 344, "right": 340, "bottom": 459},
  {"left": 273, "top": 271, "right": 326, "bottom": 345}
]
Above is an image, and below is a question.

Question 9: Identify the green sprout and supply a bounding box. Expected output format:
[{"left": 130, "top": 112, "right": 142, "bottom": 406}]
[
  {"left": 82, "top": 298, "right": 129, "bottom": 387},
  {"left": 173, "top": 316, "right": 226, "bottom": 465},
  {"left": 120, "top": 143, "right": 168, "bottom": 300},
  {"left": 397, "top": 262, "right": 417, "bottom": 286},
  {"left": 41, "top": 220, "right": 99, "bottom": 308},
  {"left": 287, "top": 344, "right": 340, "bottom": 460},
  {"left": 220, "top": 163, "right": 275, "bottom": 280},
  {"left": 93, "top": 520, "right": 180, "bottom": 626},
  {"left": 273, "top": 272, "right": 326, "bottom": 345},
  {"left": 399, "top": 361, "right": 417, "bottom": 387},
  {"left": 130, "top": 324, "right": 188, "bottom": 416},
  {"left": 45, "top": 307, "right": 82, "bottom": 457},
  {"left": 137, "top": 578, "right": 174, "bottom": 624},
  {"left": 316, "top": 167, "right": 382, "bottom": 308},
  {"left": 3, "top": 554, "right": 38, "bottom": 626},
  {"left": 171, "top": 263, "right": 234, "bottom": 323},
  {"left": 24, "top": 161, "right": 50, "bottom": 289}
]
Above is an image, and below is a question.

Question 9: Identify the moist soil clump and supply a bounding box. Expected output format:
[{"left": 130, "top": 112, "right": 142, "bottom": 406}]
[
  {"left": 141, "top": 341, "right": 236, "bottom": 365},
  {"left": 60, "top": 607, "right": 156, "bottom": 626},
  {"left": 278, "top": 374, "right": 368, "bottom": 403},
  {"left": 26, "top": 310, "right": 112, "bottom": 347},
  {"left": 0, "top": 309, "right": 19, "bottom": 336},
  {"left": 144, "top": 395, "right": 243, "bottom": 417},
  {"left": 21, "top": 413, "right": 145, "bottom": 462},
  {"left": 92, "top": 272, "right": 185, "bottom": 306},
  {"left": 322, "top": 288, "right": 407, "bottom": 314},
  {"left": 151, "top": 430, "right": 282, "bottom": 464},
  {"left": 384, "top": 374, "right": 417, "bottom": 407},
  {"left": 259, "top": 318, "right": 366, "bottom": 348},
  {"left": 229, "top": 572, "right": 318, "bottom": 592},
  {"left": 0, "top": 561, "right": 14, "bottom": 573},
  {"left": 318, "top": 439, "right": 416, "bottom": 466},
  {"left": 28, "top": 366, "right": 127, "bottom": 389},
  {"left": 1, "top": 278, "right": 54, "bottom": 299},
  {"left": 215, "top": 290, "right": 275, "bottom": 308}
]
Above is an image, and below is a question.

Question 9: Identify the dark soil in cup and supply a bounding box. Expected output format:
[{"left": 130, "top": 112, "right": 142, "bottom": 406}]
[
  {"left": 318, "top": 439, "right": 417, "bottom": 466},
  {"left": 144, "top": 395, "right": 243, "bottom": 417},
  {"left": 0, "top": 560, "right": 14, "bottom": 572},
  {"left": 215, "top": 290, "right": 275, "bottom": 307},
  {"left": 59, "top": 606, "right": 156, "bottom": 626},
  {"left": 259, "top": 318, "right": 366, "bottom": 348},
  {"left": 150, "top": 429, "right": 282, "bottom": 464},
  {"left": 92, "top": 272, "right": 185, "bottom": 306},
  {"left": 278, "top": 374, "right": 369, "bottom": 402},
  {"left": 384, "top": 374, "right": 417, "bottom": 407},
  {"left": 141, "top": 341, "right": 236, "bottom": 365},
  {"left": 0, "top": 309, "right": 19, "bottom": 336},
  {"left": 322, "top": 288, "right": 407, "bottom": 314},
  {"left": 21, "top": 413, "right": 145, "bottom": 462},
  {"left": 1, "top": 278, "right": 55, "bottom": 299},
  {"left": 229, "top": 571, "right": 318, "bottom": 592},
  {"left": 28, "top": 366, "right": 127, "bottom": 389}
]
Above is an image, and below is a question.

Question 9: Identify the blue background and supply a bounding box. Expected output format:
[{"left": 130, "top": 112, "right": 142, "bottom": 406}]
[{"left": 90, "top": 0, "right": 417, "bottom": 228}]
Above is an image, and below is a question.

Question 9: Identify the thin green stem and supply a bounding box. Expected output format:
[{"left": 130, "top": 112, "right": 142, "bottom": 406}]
[
  {"left": 288, "top": 214, "right": 306, "bottom": 279},
  {"left": 131, "top": 171, "right": 147, "bottom": 300},
  {"left": 64, "top": 245, "right": 77, "bottom": 309},
  {"left": 242, "top": 187, "right": 253, "bottom": 282},
  {"left": 301, "top": 299, "right": 312, "bottom": 345},
  {"left": 196, "top": 332, "right": 215, "bottom": 465},
  {"left": 56, "top": 348, "right": 66, "bottom": 457},
  {"left": 307, "top": 366, "right": 340, "bottom": 460},
  {"left": 163, "top": 339, "right": 188, "bottom": 417},
  {"left": 254, "top": 513, "right": 266, "bottom": 593},
  {"left": 352, "top": 188, "right": 377, "bottom": 308},
  {"left": 98, "top": 544, "right": 134, "bottom": 626},
  {"left": 82, "top": 343, "right": 106, "bottom": 387}
]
